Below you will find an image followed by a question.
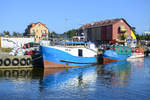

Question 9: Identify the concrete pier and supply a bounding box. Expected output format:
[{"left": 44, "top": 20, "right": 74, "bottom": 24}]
[{"left": 0, "top": 54, "right": 43, "bottom": 69}]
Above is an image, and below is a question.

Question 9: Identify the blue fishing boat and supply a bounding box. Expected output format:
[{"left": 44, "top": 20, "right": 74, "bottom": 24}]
[
  {"left": 103, "top": 46, "right": 132, "bottom": 63},
  {"left": 40, "top": 42, "right": 98, "bottom": 68}
]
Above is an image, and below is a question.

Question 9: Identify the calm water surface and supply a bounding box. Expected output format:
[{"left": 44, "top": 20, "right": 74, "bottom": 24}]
[{"left": 0, "top": 57, "right": 150, "bottom": 100}]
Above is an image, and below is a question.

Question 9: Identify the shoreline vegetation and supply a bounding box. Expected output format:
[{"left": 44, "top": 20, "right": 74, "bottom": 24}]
[{"left": 0, "top": 48, "right": 12, "bottom": 53}]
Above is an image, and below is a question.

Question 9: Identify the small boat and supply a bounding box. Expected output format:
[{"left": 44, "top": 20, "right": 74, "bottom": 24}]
[
  {"left": 127, "top": 48, "right": 144, "bottom": 60},
  {"left": 103, "top": 46, "right": 132, "bottom": 64},
  {"left": 40, "top": 42, "right": 98, "bottom": 68}
]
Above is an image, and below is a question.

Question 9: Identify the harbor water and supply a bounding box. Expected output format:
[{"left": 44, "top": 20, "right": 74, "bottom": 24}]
[{"left": 0, "top": 57, "right": 150, "bottom": 100}]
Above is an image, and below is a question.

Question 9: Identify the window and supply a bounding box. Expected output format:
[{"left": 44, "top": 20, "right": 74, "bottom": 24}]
[
  {"left": 32, "top": 29, "right": 35, "bottom": 35},
  {"left": 32, "top": 29, "right": 35, "bottom": 32},
  {"left": 41, "top": 30, "right": 46, "bottom": 34},
  {"left": 118, "top": 26, "right": 127, "bottom": 33},
  {"left": 121, "top": 48, "right": 123, "bottom": 52},
  {"left": 125, "top": 48, "right": 127, "bottom": 52},
  {"left": 78, "top": 49, "right": 83, "bottom": 57}
]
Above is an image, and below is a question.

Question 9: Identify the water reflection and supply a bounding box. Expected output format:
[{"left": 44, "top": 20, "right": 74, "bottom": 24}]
[
  {"left": 39, "top": 61, "right": 132, "bottom": 92},
  {"left": 0, "top": 68, "right": 33, "bottom": 80},
  {"left": 97, "top": 61, "right": 131, "bottom": 88},
  {"left": 0, "top": 63, "right": 131, "bottom": 91},
  {"left": 0, "top": 57, "right": 150, "bottom": 100}
]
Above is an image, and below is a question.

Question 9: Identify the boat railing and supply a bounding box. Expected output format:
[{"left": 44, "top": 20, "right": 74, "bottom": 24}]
[
  {"left": 114, "top": 46, "right": 132, "bottom": 55},
  {"left": 132, "top": 48, "right": 144, "bottom": 53}
]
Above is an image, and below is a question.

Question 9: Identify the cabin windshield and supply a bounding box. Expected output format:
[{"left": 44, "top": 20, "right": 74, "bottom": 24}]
[
  {"left": 64, "top": 42, "right": 95, "bottom": 48},
  {"left": 65, "top": 42, "right": 86, "bottom": 47}
]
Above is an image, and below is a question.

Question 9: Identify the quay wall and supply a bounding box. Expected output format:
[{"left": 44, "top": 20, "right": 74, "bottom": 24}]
[
  {"left": 0, "top": 53, "right": 43, "bottom": 69},
  {"left": 0, "top": 55, "right": 33, "bottom": 69}
]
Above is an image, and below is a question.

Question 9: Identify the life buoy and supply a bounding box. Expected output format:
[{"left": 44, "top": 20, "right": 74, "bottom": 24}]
[
  {"left": 4, "top": 58, "right": 11, "bottom": 66},
  {"left": 0, "top": 59, "right": 3, "bottom": 66},
  {"left": 12, "top": 58, "right": 19, "bottom": 66},
  {"left": 26, "top": 58, "right": 32, "bottom": 65},
  {"left": 20, "top": 58, "right": 26, "bottom": 66}
]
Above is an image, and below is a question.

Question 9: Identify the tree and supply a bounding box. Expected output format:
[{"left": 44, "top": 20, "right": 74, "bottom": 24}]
[
  {"left": 50, "top": 31, "right": 57, "bottom": 38},
  {"left": 13, "top": 32, "right": 18, "bottom": 37},
  {"left": 64, "top": 29, "right": 76, "bottom": 39},
  {"left": 57, "top": 34, "right": 62, "bottom": 39},
  {"left": 135, "top": 33, "right": 150, "bottom": 41},
  {"left": 17, "top": 33, "right": 23, "bottom": 37},
  {"left": 3, "top": 30, "right": 10, "bottom": 36},
  {"left": 48, "top": 31, "right": 50, "bottom": 38},
  {"left": 51, "top": 31, "right": 56, "bottom": 35},
  {"left": 0, "top": 33, "right": 4, "bottom": 36}
]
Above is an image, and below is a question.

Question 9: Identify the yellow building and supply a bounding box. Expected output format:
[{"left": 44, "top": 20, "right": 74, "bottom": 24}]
[{"left": 24, "top": 22, "right": 49, "bottom": 43}]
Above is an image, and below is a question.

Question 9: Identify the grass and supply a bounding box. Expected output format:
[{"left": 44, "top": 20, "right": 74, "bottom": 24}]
[{"left": 0, "top": 48, "right": 12, "bottom": 53}]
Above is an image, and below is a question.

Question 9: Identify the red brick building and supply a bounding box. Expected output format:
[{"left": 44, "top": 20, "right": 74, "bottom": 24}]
[{"left": 77, "top": 18, "right": 134, "bottom": 43}]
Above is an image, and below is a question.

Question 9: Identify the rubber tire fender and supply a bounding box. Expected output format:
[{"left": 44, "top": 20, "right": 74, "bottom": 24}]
[
  {"left": 12, "top": 58, "right": 19, "bottom": 66},
  {"left": 0, "top": 59, "right": 3, "bottom": 66},
  {"left": 26, "top": 58, "right": 32, "bottom": 65},
  {"left": 20, "top": 58, "right": 26, "bottom": 66},
  {"left": 4, "top": 58, "right": 11, "bottom": 66}
]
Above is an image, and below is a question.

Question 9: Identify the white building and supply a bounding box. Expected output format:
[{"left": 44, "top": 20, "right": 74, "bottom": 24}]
[{"left": 0, "top": 37, "right": 34, "bottom": 48}]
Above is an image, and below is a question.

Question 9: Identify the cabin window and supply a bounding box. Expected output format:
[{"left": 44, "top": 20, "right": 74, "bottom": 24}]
[
  {"left": 78, "top": 49, "right": 83, "bottom": 57},
  {"left": 121, "top": 48, "right": 123, "bottom": 52},
  {"left": 117, "top": 48, "right": 119, "bottom": 52},
  {"left": 125, "top": 48, "right": 127, "bottom": 52}
]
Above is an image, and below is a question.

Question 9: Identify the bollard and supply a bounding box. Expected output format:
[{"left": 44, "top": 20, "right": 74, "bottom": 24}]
[{"left": 97, "top": 49, "right": 104, "bottom": 64}]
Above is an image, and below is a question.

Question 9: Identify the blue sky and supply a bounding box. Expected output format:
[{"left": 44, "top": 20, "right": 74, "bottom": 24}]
[{"left": 0, "top": 0, "right": 150, "bottom": 34}]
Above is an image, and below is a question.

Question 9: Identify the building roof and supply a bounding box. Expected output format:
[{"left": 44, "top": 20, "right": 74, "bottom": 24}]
[
  {"left": 80, "top": 18, "right": 131, "bottom": 29},
  {"left": 29, "top": 22, "right": 48, "bottom": 29}
]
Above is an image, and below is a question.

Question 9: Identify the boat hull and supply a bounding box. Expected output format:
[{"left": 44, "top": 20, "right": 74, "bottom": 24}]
[
  {"left": 127, "top": 53, "right": 144, "bottom": 60},
  {"left": 127, "top": 48, "right": 144, "bottom": 60},
  {"left": 103, "top": 57, "right": 118, "bottom": 64},
  {"left": 40, "top": 46, "right": 97, "bottom": 68},
  {"left": 103, "top": 50, "right": 131, "bottom": 64}
]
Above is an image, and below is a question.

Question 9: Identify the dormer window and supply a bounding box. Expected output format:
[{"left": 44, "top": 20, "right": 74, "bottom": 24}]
[{"left": 118, "top": 26, "right": 127, "bottom": 33}]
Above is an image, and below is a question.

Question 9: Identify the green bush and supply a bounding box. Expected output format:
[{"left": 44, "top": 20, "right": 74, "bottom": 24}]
[{"left": 0, "top": 48, "right": 12, "bottom": 53}]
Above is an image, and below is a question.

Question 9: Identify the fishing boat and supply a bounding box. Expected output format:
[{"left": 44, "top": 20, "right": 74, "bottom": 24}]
[
  {"left": 103, "top": 46, "right": 132, "bottom": 64},
  {"left": 40, "top": 42, "right": 98, "bottom": 68},
  {"left": 127, "top": 48, "right": 144, "bottom": 60}
]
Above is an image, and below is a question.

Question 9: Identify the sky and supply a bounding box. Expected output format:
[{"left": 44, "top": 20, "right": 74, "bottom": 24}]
[{"left": 0, "top": 0, "right": 150, "bottom": 34}]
